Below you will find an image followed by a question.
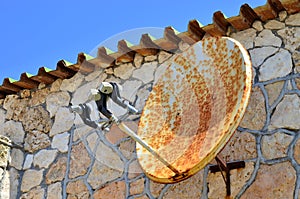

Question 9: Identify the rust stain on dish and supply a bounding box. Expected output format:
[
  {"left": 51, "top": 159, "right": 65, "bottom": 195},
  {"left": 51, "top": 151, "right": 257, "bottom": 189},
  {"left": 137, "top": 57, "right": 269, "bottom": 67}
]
[{"left": 137, "top": 37, "right": 252, "bottom": 183}]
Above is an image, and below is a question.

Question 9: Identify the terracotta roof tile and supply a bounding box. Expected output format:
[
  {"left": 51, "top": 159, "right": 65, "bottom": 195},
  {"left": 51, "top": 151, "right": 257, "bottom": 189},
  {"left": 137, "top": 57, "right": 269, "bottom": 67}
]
[{"left": 0, "top": 0, "right": 299, "bottom": 99}]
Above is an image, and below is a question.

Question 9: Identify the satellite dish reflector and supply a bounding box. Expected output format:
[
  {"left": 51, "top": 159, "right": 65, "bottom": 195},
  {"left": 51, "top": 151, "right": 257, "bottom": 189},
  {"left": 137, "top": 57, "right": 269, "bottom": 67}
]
[{"left": 136, "top": 37, "right": 252, "bottom": 183}]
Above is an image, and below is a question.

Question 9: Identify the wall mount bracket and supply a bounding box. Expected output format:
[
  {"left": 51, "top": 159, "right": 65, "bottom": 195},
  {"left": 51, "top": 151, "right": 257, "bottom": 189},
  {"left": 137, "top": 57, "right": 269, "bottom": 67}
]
[{"left": 209, "top": 155, "right": 245, "bottom": 196}]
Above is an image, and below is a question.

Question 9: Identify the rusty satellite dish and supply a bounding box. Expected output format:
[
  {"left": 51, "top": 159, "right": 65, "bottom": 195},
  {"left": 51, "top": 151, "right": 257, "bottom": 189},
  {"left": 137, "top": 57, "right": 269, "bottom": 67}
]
[{"left": 136, "top": 37, "right": 252, "bottom": 183}]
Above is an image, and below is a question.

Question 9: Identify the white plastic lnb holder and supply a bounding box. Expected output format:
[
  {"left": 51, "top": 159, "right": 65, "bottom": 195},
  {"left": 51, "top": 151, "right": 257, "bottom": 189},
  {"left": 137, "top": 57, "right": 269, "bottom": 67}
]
[
  {"left": 88, "top": 89, "right": 101, "bottom": 101},
  {"left": 99, "top": 82, "right": 113, "bottom": 94}
]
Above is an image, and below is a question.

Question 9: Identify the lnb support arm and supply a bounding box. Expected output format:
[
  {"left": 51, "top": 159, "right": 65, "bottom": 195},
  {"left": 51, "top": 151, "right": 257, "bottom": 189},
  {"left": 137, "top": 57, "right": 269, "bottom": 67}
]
[
  {"left": 96, "top": 82, "right": 139, "bottom": 120},
  {"left": 70, "top": 82, "right": 181, "bottom": 176},
  {"left": 70, "top": 82, "right": 139, "bottom": 129},
  {"left": 108, "top": 83, "right": 139, "bottom": 115}
]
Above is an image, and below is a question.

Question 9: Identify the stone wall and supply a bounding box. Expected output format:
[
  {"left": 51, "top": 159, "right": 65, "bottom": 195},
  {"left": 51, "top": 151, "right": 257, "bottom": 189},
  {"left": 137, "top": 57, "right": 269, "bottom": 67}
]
[{"left": 0, "top": 11, "right": 300, "bottom": 199}]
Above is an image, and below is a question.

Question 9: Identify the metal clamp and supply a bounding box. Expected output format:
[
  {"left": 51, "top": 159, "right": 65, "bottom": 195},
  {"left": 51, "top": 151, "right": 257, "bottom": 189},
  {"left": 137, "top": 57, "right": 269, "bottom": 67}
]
[{"left": 209, "top": 155, "right": 245, "bottom": 196}]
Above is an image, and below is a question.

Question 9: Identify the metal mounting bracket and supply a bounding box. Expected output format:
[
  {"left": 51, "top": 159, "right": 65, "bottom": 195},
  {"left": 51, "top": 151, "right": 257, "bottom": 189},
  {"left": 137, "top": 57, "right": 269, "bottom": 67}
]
[{"left": 209, "top": 155, "right": 245, "bottom": 196}]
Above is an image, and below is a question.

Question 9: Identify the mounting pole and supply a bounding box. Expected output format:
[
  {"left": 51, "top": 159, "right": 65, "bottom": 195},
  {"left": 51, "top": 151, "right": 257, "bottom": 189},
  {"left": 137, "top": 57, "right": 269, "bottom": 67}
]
[
  {"left": 209, "top": 155, "right": 245, "bottom": 196},
  {"left": 118, "top": 122, "right": 181, "bottom": 175}
]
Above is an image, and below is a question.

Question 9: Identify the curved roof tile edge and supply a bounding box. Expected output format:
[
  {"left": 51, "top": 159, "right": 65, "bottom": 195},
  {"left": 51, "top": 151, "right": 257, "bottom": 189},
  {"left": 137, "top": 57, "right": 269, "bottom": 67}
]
[{"left": 0, "top": 0, "right": 299, "bottom": 99}]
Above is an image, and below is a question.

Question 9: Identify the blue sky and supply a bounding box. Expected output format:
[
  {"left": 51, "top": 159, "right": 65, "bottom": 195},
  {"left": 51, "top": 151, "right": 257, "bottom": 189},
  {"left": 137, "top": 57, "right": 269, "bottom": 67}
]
[{"left": 0, "top": 0, "right": 265, "bottom": 82}]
